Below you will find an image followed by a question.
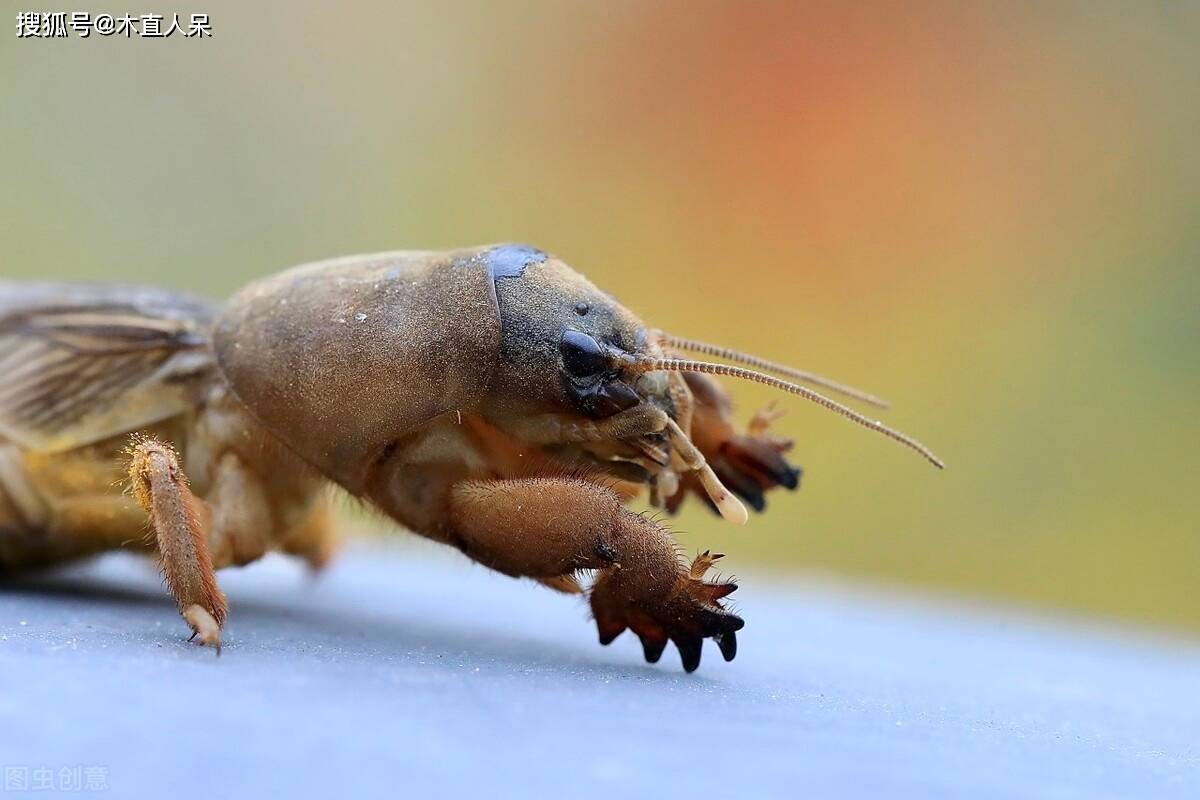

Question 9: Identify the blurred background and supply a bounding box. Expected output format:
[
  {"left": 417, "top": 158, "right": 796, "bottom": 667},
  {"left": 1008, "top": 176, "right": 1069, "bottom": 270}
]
[{"left": 2, "top": 2, "right": 1197, "bottom": 633}]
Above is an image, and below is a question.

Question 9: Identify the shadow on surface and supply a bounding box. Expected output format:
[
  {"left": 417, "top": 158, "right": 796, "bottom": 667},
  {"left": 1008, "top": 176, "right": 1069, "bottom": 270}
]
[{"left": 0, "top": 565, "right": 708, "bottom": 683}]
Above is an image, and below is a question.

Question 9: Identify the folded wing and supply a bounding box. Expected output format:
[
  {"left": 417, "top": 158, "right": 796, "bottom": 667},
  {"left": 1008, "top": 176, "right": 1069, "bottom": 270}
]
[{"left": 0, "top": 282, "right": 217, "bottom": 453}]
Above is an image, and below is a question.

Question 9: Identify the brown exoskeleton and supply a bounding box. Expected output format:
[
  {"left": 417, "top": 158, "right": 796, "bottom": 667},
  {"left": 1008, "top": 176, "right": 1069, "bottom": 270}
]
[{"left": 0, "top": 245, "right": 941, "bottom": 671}]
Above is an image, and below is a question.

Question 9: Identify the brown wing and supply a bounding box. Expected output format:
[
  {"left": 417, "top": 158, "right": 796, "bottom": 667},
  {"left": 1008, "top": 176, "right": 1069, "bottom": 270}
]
[{"left": 0, "top": 282, "right": 219, "bottom": 453}]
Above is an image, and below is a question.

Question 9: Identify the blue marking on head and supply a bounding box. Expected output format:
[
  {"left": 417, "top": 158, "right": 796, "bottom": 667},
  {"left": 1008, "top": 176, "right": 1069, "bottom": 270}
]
[{"left": 487, "top": 244, "right": 546, "bottom": 280}]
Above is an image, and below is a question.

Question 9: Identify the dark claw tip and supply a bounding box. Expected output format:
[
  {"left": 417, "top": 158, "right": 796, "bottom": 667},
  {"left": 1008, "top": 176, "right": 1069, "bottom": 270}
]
[
  {"left": 642, "top": 637, "right": 668, "bottom": 664},
  {"left": 698, "top": 608, "right": 745, "bottom": 634},
  {"left": 714, "top": 631, "right": 737, "bottom": 661},
  {"left": 676, "top": 638, "right": 702, "bottom": 673},
  {"left": 780, "top": 466, "right": 801, "bottom": 490},
  {"left": 597, "top": 622, "right": 625, "bottom": 645}
]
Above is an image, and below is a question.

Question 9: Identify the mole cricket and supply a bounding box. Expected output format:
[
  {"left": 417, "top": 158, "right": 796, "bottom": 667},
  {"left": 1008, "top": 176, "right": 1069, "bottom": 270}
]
[{"left": 0, "top": 244, "right": 942, "bottom": 672}]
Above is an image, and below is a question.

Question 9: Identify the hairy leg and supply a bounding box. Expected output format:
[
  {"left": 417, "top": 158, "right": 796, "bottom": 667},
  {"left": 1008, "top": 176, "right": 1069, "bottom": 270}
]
[
  {"left": 127, "top": 437, "right": 227, "bottom": 651},
  {"left": 447, "top": 476, "right": 742, "bottom": 672}
]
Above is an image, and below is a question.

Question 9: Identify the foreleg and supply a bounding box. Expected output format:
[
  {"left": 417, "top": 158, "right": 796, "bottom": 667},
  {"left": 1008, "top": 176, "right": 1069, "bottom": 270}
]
[
  {"left": 447, "top": 476, "right": 742, "bottom": 672},
  {"left": 666, "top": 371, "right": 800, "bottom": 514}
]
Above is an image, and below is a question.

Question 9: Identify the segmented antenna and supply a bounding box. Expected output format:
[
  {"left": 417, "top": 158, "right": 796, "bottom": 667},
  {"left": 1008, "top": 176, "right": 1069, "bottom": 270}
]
[
  {"left": 633, "top": 357, "right": 945, "bottom": 469},
  {"left": 660, "top": 334, "right": 889, "bottom": 408}
]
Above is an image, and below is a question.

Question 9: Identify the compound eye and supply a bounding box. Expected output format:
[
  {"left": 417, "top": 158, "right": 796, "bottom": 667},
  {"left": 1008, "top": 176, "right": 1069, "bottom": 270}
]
[{"left": 560, "top": 330, "right": 609, "bottom": 378}]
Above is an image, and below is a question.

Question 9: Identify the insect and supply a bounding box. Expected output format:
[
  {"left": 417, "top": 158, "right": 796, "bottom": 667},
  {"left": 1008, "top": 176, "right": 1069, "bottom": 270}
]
[{"left": 0, "top": 244, "right": 941, "bottom": 671}]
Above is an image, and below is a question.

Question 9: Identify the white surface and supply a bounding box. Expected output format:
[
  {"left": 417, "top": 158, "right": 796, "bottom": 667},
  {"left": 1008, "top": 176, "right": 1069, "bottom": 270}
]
[{"left": 1, "top": 545, "right": 1198, "bottom": 799}]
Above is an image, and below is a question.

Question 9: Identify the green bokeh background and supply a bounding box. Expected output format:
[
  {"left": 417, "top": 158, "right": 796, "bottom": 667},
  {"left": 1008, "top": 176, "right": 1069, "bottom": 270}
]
[{"left": 3, "top": 2, "right": 1197, "bottom": 632}]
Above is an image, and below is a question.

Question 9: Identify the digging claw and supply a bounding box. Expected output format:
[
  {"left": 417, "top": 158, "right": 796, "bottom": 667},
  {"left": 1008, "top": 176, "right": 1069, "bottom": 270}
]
[
  {"left": 723, "top": 436, "right": 801, "bottom": 494},
  {"left": 641, "top": 635, "right": 668, "bottom": 664},
  {"left": 597, "top": 619, "right": 626, "bottom": 646},
  {"left": 714, "top": 631, "right": 737, "bottom": 661},
  {"left": 590, "top": 551, "right": 744, "bottom": 672},
  {"left": 668, "top": 371, "right": 801, "bottom": 516},
  {"left": 675, "top": 635, "right": 703, "bottom": 673}
]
